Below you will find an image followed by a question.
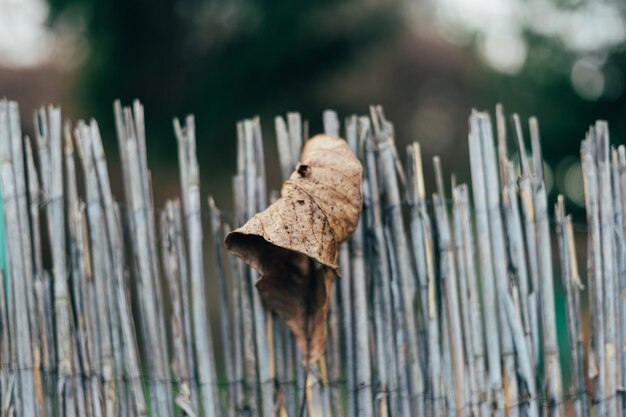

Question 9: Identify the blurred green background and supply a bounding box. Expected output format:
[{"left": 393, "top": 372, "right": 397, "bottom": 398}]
[{"left": 1, "top": 0, "right": 625, "bottom": 218}]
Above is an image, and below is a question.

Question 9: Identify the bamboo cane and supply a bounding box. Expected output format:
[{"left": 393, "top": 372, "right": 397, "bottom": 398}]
[
  {"left": 468, "top": 111, "right": 504, "bottom": 415},
  {"left": 370, "top": 106, "right": 424, "bottom": 417}
]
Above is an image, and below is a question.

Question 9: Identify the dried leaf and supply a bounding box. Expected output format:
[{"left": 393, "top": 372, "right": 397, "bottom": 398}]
[{"left": 225, "top": 134, "right": 362, "bottom": 365}]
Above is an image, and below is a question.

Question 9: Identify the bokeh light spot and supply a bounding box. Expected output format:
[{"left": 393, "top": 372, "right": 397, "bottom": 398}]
[{"left": 571, "top": 58, "right": 605, "bottom": 100}]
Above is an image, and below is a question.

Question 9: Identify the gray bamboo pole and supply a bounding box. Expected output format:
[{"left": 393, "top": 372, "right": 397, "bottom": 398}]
[
  {"left": 10, "top": 105, "right": 40, "bottom": 417},
  {"left": 171, "top": 199, "right": 199, "bottom": 414},
  {"left": 0, "top": 100, "right": 36, "bottom": 417},
  {"left": 272, "top": 312, "right": 287, "bottom": 416},
  {"left": 24, "top": 135, "right": 49, "bottom": 417},
  {"left": 323, "top": 109, "right": 348, "bottom": 417},
  {"left": 0, "top": 270, "right": 9, "bottom": 414},
  {"left": 405, "top": 143, "right": 428, "bottom": 364},
  {"left": 161, "top": 201, "right": 196, "bottom": 416},
  {"left": 453, "top": 184, "right": 488, "bottom": 417},
  {"left": 331, "top": 247, "right": 348, "bottom": 417},
  {"left": 115, "top": 104, "right": 173, "bottom": 417},
  {"left": 468, "top": 111, "right": 504, "bottom": 416},
  {"left": 64, "top": 119, "right": 99, "bottom": 417},
  {"left": 322, "top": 109, "right": 342, "bottom": 417},
  {"left": 495, "top": 104, "right": 508, "bottom": 182},
  {"left": 173, "top": 115, "right": 219, "bottom": 417},
  {"left": 406, "top": 142, "right": 444, "bottom": 417},
  {"left": 439, "top": 302, "right": 455, "bottom": 417},
  {"left": 511, "top": 114, "right": 541, "bottom": 368},
  {"left": 432, "top": 158, "right": 466, "bottom": 417},
  {"left": 370, "top": 106, "right": 424, "bottom": 417},
  {"left": 610, "top": 147, "right": 623, "bottom": 417},
  {"left": 361, "top": 116, "right": 395, "bottom": 417},
  {"left": 476, "top": 113, "right": 518, "bottom": 417},
  {"left": 39, "top": 107, "right": 75, "bottom": 415},
  {"left": 288, "top": 112, "right": 303, "bottom": 167},
  {"left": 90, "top": 120, "right": 147, "bottom": 416},
  {"left": 232, "top": 170, "right": 259, "bottom": 417},
  {"left": 67, "top": 123, "right": 93, "bottom": 417},
  {"left": 273, "top": 115, "right": 298, "bottom": 416},
  {"left": 594, "top": 122, "right": 617, "bottom": 417},
  {"left": 617, "top": 145, "right": 626, "bottom": 417},
  {"left": 90, "top": 120, "right": 127, "bottom": 417},
  {"left": 243, "top": 118, "right": 274, "bottom": 417},
  {"left": 565, "top": 214, "right": 589, "bottom": 417},
  {"left": 208, "top": 196, "right": 235, "bottom": 417},
  {"left": 451, "top": 185, "right": 477, "bottom": 417},
  {"left": 133, "top": 104, "right": 171, "bottom": 388},
  {"left": 34, "top": 107, "right": 71, "bottom": 417},
  {"left": 528, "top": 117, "right": 563, "bottom": 417},
  {"left": 75, "top": 121, "right": 117, "bottom": 417},
  {"left": 502, "top": 162, "right": 533, "bottom": 364},
  {"left": 581, "top": 132, "right": 604, "bottom": 416},
  {"left": 275, "top": 116, "right": 293, "bottom": 181},
  {"left": 502, "top": 289, "right": 538, "bottom": 417},
  {"left": 383, "top": 223, "right": 412, "bottom": 417},
  {"left": 223, "top": 221, "right": 247, "bottom": 415},
  {"left": 345, "top": 115, "right": 373, "bottom": 417},
  {"left": 555, "top": 196, "right": 586, "bottom": 417}
]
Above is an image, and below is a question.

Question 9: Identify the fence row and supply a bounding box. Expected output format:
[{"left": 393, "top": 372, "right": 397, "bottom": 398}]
[{"left": 0, "top": 99, "right": 623, "bottom": 417}]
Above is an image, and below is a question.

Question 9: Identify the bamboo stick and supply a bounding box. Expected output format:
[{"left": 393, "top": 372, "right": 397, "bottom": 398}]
[
  {"left": 92, "top": 119, "right": 128, "bottom": 417},
  {"left": 222, "top": 221, "right": 246, "bottom": 415},
  {"left": 406, "top": 142, "right": 444, "bottom": 417},
  {"left": 370, "top": 106, "right": 424, "bottom": 417},
  {"left": 451, "top": 184, "right": 476, "bottom": 417},
  {"left": 171, "top": 199, "right": 199, "bottom": 414},
  {"left": 511, "top": 115, "right": 541, "bottom": 368},
  {"left": 75, "top": 120, "right": 117, "bottom": 417},
  {"left": 594, "top": 122, "right": 618, "bottom": 417},
  {"left": 345, "top": 115, "right": 372, "bottom": 417},
  {"left": 383, "top": 223, "right": 412, "bottom": 417},
  {"left": 174, "top": 115, "right": 219, "bottom": 417},
  {"left": 453, "top": 184, "right": 488, "bottom": 417},
  {"left": 24, "top": 135, "right": 49, "bottom": 417},
  {"left": 610, "top": 147, "right": 623, "bottom": 417},
  {"left": 468, "top": 111, "right": 504, "bottom": 415},
  {"left": 323, "top": 109, "right": 348, "bottom": 417},
  {"left": 242, "top": 118, "right": 273, "bottom": 417},
  {"left": 161, "top": 200, "right": 195, "bottom": 416},
  {"left": 91, "top": 120, "right": 147, "bottom": 416},
  {"left": 617, "top": 145, "right": 626, "bottom": 417},
  {"left": 528, "top": 117, "right": 563, "bottom": 417},
  {"left": 476, "top": 113, "right": 518, "bottom": 417},
  {"left": 10, "top": 106, "right": 39, "bottom": 417},
  {"left": 115, "top": 103, "right": 173, "bottom": 417},
  {"left": 581, "top": 132, "right": 604, "bottom": 416},
  {"left": 361, "top": 116, "right": 396, "bottom": 417},
  {"left": 555, "top": 196, "right": 586, "bottom": 417},
  {"left": 232, "top": 170, "right": 259, "bottom": 417},
  {"left": 64, "top": 119, "right": 99, "bottom": 417},
  {"left": 0, "top": 100, "right": 37, "bottom": 417},
  {"left": 502, "top": 162, "right": 533, "bottom": 365},
  {"left": 208, "top": 196, "right": 235, "bottom": 417},
  {"left": 432, "top": 158, "right": 466, "bottom": 417}
]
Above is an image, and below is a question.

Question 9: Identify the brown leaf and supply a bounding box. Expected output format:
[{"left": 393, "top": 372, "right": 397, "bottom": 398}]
[{"left": 225, "top": 134, "right": 362, "bottom": 365}]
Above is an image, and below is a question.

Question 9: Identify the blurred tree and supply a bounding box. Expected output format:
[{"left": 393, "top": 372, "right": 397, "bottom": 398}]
[{"left": 45, "top": 0, "right": 399, "bottom": 174}]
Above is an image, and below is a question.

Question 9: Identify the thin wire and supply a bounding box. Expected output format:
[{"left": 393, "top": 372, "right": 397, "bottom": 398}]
[
  {"left": 29, "top": 188, "right": 591, "bottom": 232},
  {"left": 5, "top": 364, "right": 623, "bottom": 407}
]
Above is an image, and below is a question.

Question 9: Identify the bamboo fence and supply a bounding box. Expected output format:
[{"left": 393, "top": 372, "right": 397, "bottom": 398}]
[{"left": 0, "top": 98, "right": 623, "bottom": 417}]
